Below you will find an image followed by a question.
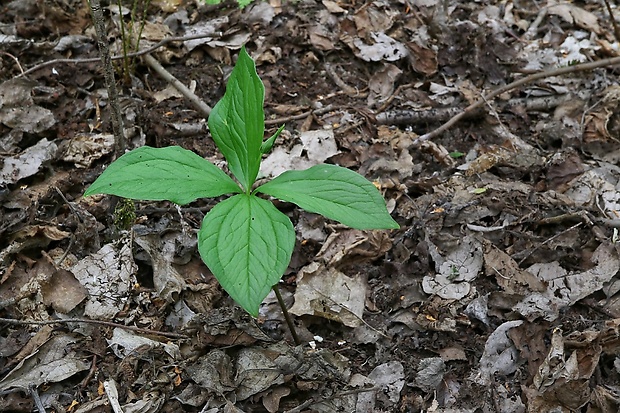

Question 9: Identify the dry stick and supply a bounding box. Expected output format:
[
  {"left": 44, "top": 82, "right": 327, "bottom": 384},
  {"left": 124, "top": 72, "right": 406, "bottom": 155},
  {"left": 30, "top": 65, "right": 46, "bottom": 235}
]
[
  {"left": 414, "top": 56, "right": 620, "bottom": 146},
  {"left": 29, "top": 384, "right": 46, "bottom": 413},
  {"left": 142, "top": 54, "right": 212, "bottom": 117},
  {"left": 265, "top": 104, "right": 335, "bottom": 126},
  {"left": 377, "top": 94, "right": 574, "bottom": 126},
  {"left": 283, "top": 386, "right": 380, "bottom": 413},
  {"left": 0, "top": 51, "right": 24, "bottom": 75},
  {"left": 602, "top": 0, "right": 620, "bottom": 42},
  {"left": 16, "top": 33, "right": 221, "bottom": 79},
  {"left": 0, "top": 317, "right": 188, "bottom": 339},
  {"left": 89, "top": 0, "right": 126, "bottom": 157},
  {"left": 375, "top": 82, "right": 413, "bottom": 114},
  {"left": 324, "top": 62, "right": 362, "bottom": 96}
]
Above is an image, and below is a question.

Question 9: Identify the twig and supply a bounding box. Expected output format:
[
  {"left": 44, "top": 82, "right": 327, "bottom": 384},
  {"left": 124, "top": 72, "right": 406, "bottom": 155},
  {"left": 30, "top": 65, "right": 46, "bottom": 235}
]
[
  {"left": 16, "top": 33, "right": 222, "bottom": 79},
  {"left": 602, "top": 0, "right": 620, "bottom": 43},
  {"left": 414, "top": 56, "right": 620, "bottom": 146},
  {"left": 142, "top": 54, "right": 212, "bottom": 117},
  {"left": 581, "top": 298, "right": 619, "bottom": 318},
  {"left": 29, "top": 384, "right": 46, "bottom": 413},
  {"left": 80, "top": 355, "right": 98, "bottom": 389},
  {"left": 324, "top": 62, "right": 360, "bottom": 96},
  {"left": 283, "top": 386, "right": 379, "bottom": 413},
  {"left": 524, "top": 6, "right": 547, "bottom": 40},
  {"left": 104, "top": 379, "right": 124, "bottom": 413},
  {"left": 0, "top": 317, "right": 188, "bottom": 339},
  {"left": 375, "top": 82, "right": 413, "bottom": 114},
  {"left": 89, "top": 0, "right": 126, "bottom": 156},
  {"left": 0, "top": 51, "right": 24, "bottom": 75},
  {"left": 377, "top": 94, "right": 573, "bottom": 126},
  {"left": 265, "top": 104, "right": 335, "bottom": 126},
  {"left": 517, "top": 222, "right": 583, "bottom": 266}
]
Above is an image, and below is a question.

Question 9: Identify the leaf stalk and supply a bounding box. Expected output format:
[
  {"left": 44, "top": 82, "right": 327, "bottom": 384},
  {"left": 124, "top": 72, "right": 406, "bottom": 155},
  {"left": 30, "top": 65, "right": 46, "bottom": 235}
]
[{"left": 273, "top": 284, "right": 300, "bottom": 345}]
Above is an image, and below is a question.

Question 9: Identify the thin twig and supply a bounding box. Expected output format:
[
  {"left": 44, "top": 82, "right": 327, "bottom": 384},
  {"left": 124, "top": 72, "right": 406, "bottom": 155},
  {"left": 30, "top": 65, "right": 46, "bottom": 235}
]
[
  {"left": 0, "top": 317, "right": 188, "bottom": 339},
  {"left": 143, "top": 54, "right": 212, "bottom": 117},
  {"left": 16, "top": 33, "right": 221, "bottom": 79},
  {"left": 375, "top": 82, "right": 413, "bottom": 114},
  {"left": 29, "top": 385, "right": 46, "bottom": 413},
  {"left": 414, "top": 56, "right": 620, "bottom": 145},
  {"left": 602, "top": 0, "right": 620, "bottom": 43},
  {"left": 283, "top": 386, "right": 379, "bottom": 413},
  {"left": 0, "top": 51, "right": 24, "bottom": 75},
  {"left": 517, "top": 222, "right": 583, "bottom": 266},
  {"left": 324, "top": 62, "right": 361, "bottom": 96},
  {"left": 80, "top": 355, "right": 98, "bottom": 389},
  {"left": 265, "top": 104, "right": 335, "bottom": 126}
]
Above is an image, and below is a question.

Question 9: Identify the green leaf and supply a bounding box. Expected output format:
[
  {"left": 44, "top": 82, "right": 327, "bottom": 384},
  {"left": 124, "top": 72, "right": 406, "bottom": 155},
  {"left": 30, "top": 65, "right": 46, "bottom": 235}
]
[
  {"left": 260, "top": 124, "right": 285, "bottom": 155},
  {"left": 257, "top": 164, "right": 399, "bottom": 230},
  {"left": 209, "top": 46, "right": 264, "bottom": 192},
  {"left": 198, "top": 193, "right": 295, "bottom": 316},
  {"left": 84, "top": 146, "right": 241, "bottom": 204}
]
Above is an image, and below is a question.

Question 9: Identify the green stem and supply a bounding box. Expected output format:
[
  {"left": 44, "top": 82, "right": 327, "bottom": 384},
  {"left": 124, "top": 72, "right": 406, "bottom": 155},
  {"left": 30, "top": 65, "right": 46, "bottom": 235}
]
[{"left": 272, "top": 284, "right": 300, "bottom": 345}]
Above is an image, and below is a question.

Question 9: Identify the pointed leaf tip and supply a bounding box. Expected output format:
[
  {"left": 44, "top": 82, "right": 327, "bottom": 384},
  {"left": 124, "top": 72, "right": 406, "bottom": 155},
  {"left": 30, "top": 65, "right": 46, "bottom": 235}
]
[
  {"left": 208, "top": 47, "right": 265, "bottom": 192},
  {"left": 198, "top": 194, "right": 295, "bottom": 316},
  {"left": 257, "top": 164, "right": 399, "bottom": 230},
  {"left": 84, "top": 146, "right": 241, "bottom": 204}
]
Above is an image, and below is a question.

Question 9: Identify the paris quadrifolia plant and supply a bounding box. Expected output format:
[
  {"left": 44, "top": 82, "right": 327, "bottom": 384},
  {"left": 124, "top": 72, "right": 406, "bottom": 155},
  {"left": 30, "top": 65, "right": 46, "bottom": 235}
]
[{"left": 85, "top": 47, "right": 399, "bottom": 319}]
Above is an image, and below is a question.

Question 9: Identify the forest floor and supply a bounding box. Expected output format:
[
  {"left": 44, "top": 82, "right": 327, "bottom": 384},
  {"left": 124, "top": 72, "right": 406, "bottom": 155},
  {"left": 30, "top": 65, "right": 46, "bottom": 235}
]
[{"left": 2, "top": 0, "right": 620, "bottom": 412}]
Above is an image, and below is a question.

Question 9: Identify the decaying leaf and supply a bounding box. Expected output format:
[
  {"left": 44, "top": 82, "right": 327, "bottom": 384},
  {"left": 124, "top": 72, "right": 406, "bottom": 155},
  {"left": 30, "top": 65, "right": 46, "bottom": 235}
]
[
  {"left": 71, "top": 240, "right": 137, "bottom": 319},
  {"left": 0, "top": 335, "right": 89, "bottom": 392},
  {"left": 514, "top": 243, "right": 620, "bottom": 321},
  {"left": 0, "top": 139, "right": 57, "bottom": 185},
  {"left": 422, "top": 236, "right": 483, "bottom": 300},
  {"left": 290, "top": 262, "right": 368, "bottom": 327},
  {"left": 260, "top": 129, "right": 340, "bottom": 178},
  {"left": 135, "top": 232, "right": 189, "bottom": 302}
]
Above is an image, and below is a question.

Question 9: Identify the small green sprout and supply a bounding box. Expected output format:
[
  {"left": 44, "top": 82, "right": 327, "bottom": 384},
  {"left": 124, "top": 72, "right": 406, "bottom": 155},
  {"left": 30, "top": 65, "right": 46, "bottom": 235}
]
[
  {"left": 113, "top": 198, "right": 136, "bottom": 230},
  {"left": 85, "top": 47, "right": 398, "bottom": 317}
]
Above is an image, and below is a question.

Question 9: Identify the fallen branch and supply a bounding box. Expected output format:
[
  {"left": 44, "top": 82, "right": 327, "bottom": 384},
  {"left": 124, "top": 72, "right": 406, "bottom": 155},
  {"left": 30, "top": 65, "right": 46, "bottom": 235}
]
[
  {"left": 0, "top": 317, "right": 188, "bottom": 339},
  {"left": 15, "top": 33, "right": 222, "bottom": 79},
  {"left": 413, "top": 56, "right": 620, "bottom": 146},
  {"left": 265, "top": 104, "right": 335, "bottom": 125},
  {"left": 376, "top": 94, "right": 573, "bottom": 125},
  {"left": 283, "top": 386, "right": 380, "bottom": 413},
  {"left": 143, "top": 54, "right": 212, "bottom": 117}
]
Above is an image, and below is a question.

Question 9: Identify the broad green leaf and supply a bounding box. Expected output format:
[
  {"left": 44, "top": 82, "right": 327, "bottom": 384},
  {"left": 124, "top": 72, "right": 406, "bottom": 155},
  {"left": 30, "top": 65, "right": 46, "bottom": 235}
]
[
  {"left": 209, "top": 46, "right": 264, "bottom": 192},
  {"left": 257, "top": 164, "right": 399, "bottom": 230},
  {"left": 198, "top": 193, "right": 295, "bottom": 316},
  {"left": 260, "top": 124, "right": 285, "bottom": 155},
  {"left": 84, "top": 146, "right": 241, "bottom": 204}
]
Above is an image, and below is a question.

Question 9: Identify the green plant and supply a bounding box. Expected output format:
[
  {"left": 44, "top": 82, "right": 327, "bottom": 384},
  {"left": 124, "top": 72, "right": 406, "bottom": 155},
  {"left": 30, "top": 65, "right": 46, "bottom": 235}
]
[
  {"left": 85, "top": 47, "right": 398, "bottom": 317},
  {"left": 115, "top": 0, "right": 151, "bottom": 84},
  {"left": 204, "top": 0, "right": 253, "bottom": 8}
]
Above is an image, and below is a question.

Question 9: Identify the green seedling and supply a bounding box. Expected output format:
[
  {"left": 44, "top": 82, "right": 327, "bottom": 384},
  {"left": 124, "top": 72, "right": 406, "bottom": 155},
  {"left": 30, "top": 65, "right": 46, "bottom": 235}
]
[
  {"left": 115, "top": 0, "right": 151, "bottom": 84},
  {"left": 85, "top": 47, "right": 398, "bottom": 319},
  {"left": 204, "top": 0, "right": 253, "bottom": 8}
]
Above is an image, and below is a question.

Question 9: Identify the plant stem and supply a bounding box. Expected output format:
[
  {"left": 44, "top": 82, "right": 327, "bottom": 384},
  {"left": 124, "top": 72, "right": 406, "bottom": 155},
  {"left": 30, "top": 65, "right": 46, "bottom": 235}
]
[{"left": 272, "top": 284, "right": 301, "bottom": 345}]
